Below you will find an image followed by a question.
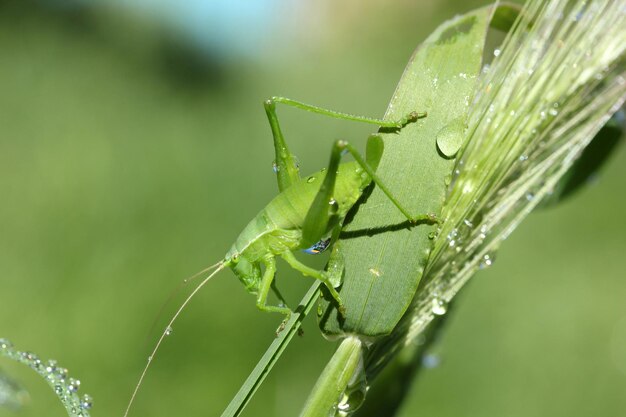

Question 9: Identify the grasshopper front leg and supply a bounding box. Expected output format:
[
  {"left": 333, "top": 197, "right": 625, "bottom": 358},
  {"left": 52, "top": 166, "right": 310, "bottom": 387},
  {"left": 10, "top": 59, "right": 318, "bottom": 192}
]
[
  {"left": 302, "top": 137, "right": 439, "bottom": 234},
  {"left": 338, "top": 135, "right": 439, "bottom": 224},
  {"left": 256, "top": 257, "right": 292, "bottom": 333}
]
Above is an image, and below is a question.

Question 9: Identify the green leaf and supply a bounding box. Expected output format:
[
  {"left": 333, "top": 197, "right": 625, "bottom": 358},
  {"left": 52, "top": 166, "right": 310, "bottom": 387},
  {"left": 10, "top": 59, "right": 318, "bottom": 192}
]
[
  {"left": 299, "top": 337, "right": 363, "bottom": 417},
  {"left": 319, "top": 5, "right": 497, "bottom": 338}
]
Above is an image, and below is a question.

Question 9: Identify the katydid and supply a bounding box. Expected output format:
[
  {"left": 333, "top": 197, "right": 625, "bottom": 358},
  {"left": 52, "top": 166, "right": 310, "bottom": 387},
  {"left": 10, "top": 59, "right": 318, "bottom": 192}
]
[
  {"left": 123, "top": 97, "right": 435, "bottom": 417},
  {"left": 225, "top": 98, "right": 435, "bottom": 327}
]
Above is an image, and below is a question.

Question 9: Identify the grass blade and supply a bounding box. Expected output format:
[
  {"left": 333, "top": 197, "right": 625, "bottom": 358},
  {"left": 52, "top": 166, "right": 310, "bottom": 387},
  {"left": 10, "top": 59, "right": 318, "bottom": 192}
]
[
  {"left": 220, "top": 282, "right": 321, "bottom": 417},
  {"left": 0, "top": 338, "right": 93, "bottom": 417}
]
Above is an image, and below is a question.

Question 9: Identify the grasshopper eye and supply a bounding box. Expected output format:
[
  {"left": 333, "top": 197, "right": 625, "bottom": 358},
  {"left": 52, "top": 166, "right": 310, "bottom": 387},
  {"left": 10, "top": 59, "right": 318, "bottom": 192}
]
[{"left": 303, "top": 238, "right": 331, "bottom": 255}]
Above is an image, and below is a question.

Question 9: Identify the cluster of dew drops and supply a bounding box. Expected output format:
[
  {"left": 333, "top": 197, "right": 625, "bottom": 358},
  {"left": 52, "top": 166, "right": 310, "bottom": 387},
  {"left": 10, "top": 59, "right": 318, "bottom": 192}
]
[
  {"left": 0, "top": 338, "right": 93, "bottom": 417},
  {"left": 423, "top": 216, "right": 496, "bottom": 319}
]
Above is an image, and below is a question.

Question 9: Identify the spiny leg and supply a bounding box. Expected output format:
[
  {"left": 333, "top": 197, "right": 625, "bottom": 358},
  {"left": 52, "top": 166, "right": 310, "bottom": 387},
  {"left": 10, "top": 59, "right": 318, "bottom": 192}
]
[
  {"left": 301, "top": 137, "right": 436, "bottom": 233},
  {"left": 256, "top": 257, "right": 292, "bottom": 333},
  {"left": 264, "top": 99, "right": 301, "bottom": 192},
  {"left": 281, "top": 251, "right": 346, "bottom": 316},
  {"left": 338, "top": 136, "right": 438, "bottom": 224},
  {"left": 299, "top": 136, "right": 437, "bottom": 261},
  {"left": 263, "top": 96, "right": 427, "bottom": 192},
  {"left": 269, "top": 96, "right": 426, "bottom": 128}
]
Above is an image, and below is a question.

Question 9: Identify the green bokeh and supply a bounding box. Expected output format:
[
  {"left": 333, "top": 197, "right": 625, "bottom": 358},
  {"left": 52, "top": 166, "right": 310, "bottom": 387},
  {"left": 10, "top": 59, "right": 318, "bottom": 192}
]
[{"left": 1, "top": 2, "right": 624, "bottom": 417}]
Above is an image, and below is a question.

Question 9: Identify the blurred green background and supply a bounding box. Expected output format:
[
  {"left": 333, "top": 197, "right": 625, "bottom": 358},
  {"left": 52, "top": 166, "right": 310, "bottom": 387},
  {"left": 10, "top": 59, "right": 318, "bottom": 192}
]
[{"left": 1, "top": 1, "right": 624, "bottom": 416}]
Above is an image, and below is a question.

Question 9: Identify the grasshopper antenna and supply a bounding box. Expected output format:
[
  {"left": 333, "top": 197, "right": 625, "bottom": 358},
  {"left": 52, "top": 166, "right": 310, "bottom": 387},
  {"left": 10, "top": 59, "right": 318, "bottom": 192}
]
[
  {"left": 143, "top": 263, "right": 222, "bottom": 349},
  {"left": 123, "top": 260, "right": 226, "bottom": 417}
]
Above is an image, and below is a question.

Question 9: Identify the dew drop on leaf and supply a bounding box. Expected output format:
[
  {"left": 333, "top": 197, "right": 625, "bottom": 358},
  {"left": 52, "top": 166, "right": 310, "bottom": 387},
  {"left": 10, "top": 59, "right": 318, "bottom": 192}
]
[
  {"left": 479, "top": 254, "right": 494, "bottom": 269},
  {"left": 431, "top": 298, "right": 448, "bottom": 316},
  {"left": 422, "top": 354, "right": 441, "bottom": 369},
  {"left": 436, "top": 118, "right": 466, "bottom": 158}
]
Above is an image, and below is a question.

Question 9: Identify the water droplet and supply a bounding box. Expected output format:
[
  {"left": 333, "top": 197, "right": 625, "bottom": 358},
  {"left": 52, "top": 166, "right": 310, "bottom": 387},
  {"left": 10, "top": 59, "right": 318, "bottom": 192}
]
[
  {"left": 46, "top": 360, "right": 58, "bottom": 374},
  {"left": 165, "top": 326, "right": 173, "bottom": 336},
  {"left": 68, "top": 378, "right": 80, "bottom": 393},
  {"left": 431, "top": 298, "right": 447, "bottom": 316},
  {"left": 0, "top": 338, "right": 13, "bottom": 350},
  {"left": 55, "top": 367, "right": 68, "bottom": 381},
  {"left": 80, "top": 394, "right": 93, "bottom": 410},
  {"left": 458, "top": 72, "right": 468, "bottom": 79},
  {"left": 463, "top": 219, "right": 474, "bottom": 228},
  {"left": 336, "top": 378, "right": 368, "bottom": 416},
  {"left": 436, "top": 118, "right": 465, "bottom": 158},
  {"left": 526, "top": 192, "right": 535, "bottom": 201},
  {"left": 447, "top": 229, "right": 459, "bottom": 248},
  {"left": 444, "top": 174, "right": 452, "bottom": 186},
  {"left": 272, "top": 161, "right": 280, "bottom": 173},
  {"left": 307, "top": 176, "right": 316, "bottom": 183},
  {"left": 479, "top": 254, "right": 493, "bottom": 269},
  {"left": 479, "top": 224, "right": 488, "bottom": 240},
  {"left": 493, "top": 48, "right": 501, "bottom": 57},
  {"left": 147, "top": 355, "right": 153, "bottom": 362},
  {"left": 549, "top": 108, "right": 558, "bottom": 116},
  {"left": 293, "top": 156, "right": 301, "bottom": 170},
  {"left": 329, "top": 198, "right": 337, "bottom": 206},
  {"left": 519, "top": 154, "right": 529, "bottom": 162},
  {"left": 422, "top": 354, "right": 440, "bottom": 369},
  {"left": 428, "top": 231, "right": 437, "bottom": 240}
]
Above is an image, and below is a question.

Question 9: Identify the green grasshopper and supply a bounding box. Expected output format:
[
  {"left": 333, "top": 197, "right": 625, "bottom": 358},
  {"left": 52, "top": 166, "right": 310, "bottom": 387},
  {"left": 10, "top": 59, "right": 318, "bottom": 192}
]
[{"left": 223, "top": 96, "right": 436, "bottom": 327}]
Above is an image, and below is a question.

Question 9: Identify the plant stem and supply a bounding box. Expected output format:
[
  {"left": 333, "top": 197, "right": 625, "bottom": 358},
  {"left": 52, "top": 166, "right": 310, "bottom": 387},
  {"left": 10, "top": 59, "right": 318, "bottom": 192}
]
[{"left": 299, "top": 336, "right": 363, "bottom": 417}]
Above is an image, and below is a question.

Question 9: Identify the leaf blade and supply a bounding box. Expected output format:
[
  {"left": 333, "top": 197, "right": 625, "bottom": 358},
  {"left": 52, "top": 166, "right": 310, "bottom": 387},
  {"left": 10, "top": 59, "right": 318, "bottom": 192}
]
[{"left": 319, "top": 6, "right": 496, "bottom": 338}]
